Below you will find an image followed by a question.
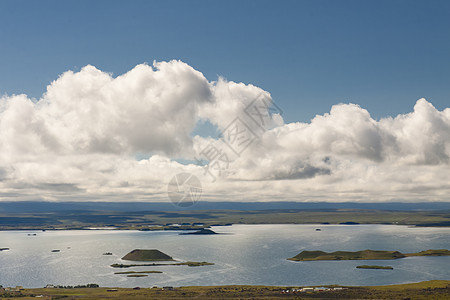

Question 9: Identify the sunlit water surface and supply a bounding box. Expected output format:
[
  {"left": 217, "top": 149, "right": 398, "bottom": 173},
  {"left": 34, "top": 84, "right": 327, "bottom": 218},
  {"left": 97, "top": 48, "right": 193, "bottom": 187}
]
[{"left": 0, "top": 224, "right": 449, "bottom": 288}]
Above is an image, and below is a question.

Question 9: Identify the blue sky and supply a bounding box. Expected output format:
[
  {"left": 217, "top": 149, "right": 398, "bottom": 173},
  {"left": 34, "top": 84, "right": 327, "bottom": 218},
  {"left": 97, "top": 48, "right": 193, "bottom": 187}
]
[
  {"left": 1, "top": 0, "right": 449, "bottom": 123},
  {"left": 0, "top": 1, "right": 450, "bottom": 203}
]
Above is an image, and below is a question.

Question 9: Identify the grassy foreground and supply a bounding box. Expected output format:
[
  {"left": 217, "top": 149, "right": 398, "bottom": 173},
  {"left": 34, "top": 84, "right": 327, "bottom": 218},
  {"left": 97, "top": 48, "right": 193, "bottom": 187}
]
[{"left": 2, "top": 280, "right": 448, "bottom": 299}]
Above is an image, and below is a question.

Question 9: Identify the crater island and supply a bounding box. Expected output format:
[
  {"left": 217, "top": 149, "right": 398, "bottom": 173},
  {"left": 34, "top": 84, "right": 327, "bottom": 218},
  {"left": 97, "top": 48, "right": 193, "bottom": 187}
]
[
  {"left": 114, "top": 249, "right": 214, "bottom": 268},
  {"left": 121, "top": 249, "right": 174, "bottom": 261}
]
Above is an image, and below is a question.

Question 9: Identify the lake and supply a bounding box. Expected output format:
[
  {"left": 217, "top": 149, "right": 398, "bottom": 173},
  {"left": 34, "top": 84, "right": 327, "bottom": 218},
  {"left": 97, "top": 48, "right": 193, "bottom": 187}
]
[{"left": 0, "top": 224, "right": 449, "bottom": 288}]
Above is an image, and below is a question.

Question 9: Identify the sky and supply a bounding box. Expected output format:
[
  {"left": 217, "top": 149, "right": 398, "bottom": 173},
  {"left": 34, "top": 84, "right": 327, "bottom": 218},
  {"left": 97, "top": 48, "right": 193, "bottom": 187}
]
[{"left": 0, "top": 0, "right": 449, "bottom": 203}]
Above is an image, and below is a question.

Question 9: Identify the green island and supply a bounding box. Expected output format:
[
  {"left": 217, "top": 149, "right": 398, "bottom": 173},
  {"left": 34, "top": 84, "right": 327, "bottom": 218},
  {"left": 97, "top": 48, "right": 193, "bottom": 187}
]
[
  {"left": 176, "top": 261, "right": 215, "bottom": 267},
  {"left": 3, "top": 280, "right": 449, "bottom": 299},
  {"left": 112, "top": 249, "right": 214, "bottom": 268},
  {"left": 356, "top": 265, "right": 393, "bottom": 270},
  {"left": 111, "top": 261, "right": 214, "bottom": 268},
  {"left": 288, "top": 249, "right": 450, "bottom": 261},
  {"left": 180, "top": 228, "right": 218, "bottom": 235},
  {"left": 114, "top": 271, "right": 163, "bottom": 274},
  {"left": 126, "top": 274, "right": 148, "bottom": 277}
]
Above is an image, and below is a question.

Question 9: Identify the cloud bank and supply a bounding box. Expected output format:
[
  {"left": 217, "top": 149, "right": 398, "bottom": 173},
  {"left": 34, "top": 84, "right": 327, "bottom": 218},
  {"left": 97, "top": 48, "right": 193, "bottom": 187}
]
[{"left": 0, "top": 60, "right": 449, "bottom": 203}]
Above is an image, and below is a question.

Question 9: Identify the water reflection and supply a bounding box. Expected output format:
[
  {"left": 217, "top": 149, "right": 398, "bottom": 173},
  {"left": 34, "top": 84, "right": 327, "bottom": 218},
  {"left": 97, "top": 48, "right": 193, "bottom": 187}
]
[{"left": 0, "top": 225, "right": 448, "bottom": 288}]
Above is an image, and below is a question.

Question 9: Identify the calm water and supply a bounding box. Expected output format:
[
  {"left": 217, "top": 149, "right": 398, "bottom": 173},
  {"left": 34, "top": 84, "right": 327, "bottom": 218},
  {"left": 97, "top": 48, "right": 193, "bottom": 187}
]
[{"left": 0, "top": 224, "right": 449, "bottom": 288}]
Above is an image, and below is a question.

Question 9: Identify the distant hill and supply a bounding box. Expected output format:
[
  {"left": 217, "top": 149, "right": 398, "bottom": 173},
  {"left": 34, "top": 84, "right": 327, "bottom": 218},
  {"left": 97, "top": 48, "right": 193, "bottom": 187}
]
[
  {"left": 1, "top": 201, "right": 449, "bottom": 229},
  {"left": 1, "top": 201, "right": 450, "bottom": 213},
  {"left": 122, "top": 249, "right": 174, "bottom": 261},
  {"left": 288, "top": 249, "right": 450, "bottom": 261}
]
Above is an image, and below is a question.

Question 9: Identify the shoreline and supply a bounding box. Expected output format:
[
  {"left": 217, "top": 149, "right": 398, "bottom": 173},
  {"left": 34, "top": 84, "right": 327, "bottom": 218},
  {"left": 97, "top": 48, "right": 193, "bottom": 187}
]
[
  {"left": 6, "top": 279, "right": 449, "bottom": 289},
  {"left": 2, "top": 280, "right": 449, "bottom": 299}
]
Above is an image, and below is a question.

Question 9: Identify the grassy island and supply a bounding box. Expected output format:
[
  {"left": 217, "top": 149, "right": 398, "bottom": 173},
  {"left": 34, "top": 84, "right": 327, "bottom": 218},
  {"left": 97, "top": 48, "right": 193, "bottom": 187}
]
[
  {"left": 288, "top": 249, "right": 450, "bottom": 261},
  {"left": 180, "top": 228, "right": 217, "bottom": 235},
  {"left": 117, "top": 249, "right": 214, "bottom": 267},
  {"left": 177, "top": 261, "right": 214, "bottom": 267},
  {"left": 111, "top": 261, "right": 214, "bottom": 268},
  {"left": 122, "top": 249, "right": 174, "bottom": 261},
  {"left": 114, "top": 271, "right": 163, "bottom": 274},
  {"left": 357, "top": 265, "right": 393, "bottom": 270}
]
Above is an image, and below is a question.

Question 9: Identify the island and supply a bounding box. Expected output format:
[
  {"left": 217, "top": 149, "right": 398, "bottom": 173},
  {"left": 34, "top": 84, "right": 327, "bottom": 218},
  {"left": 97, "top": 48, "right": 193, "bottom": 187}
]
[
  {"left": 103, "top": 252, "right": 113, "bottom": 255},
  {"left": 122, "top": 249, "right": 174, "bottom": 261},
  {"left": 111, "top": 261, "right": 214, "bottom": 268},
  {"left": 114, "top": 271, "right": 163, "bottom": 274},
  {"left": 356, "top": 265, "right": 393, "bottom": 270},
  {"left": 288, "top": 249, "right": 450, "bottom": 261},
  {"left": 117, "top": 249, "right": 214, "bottom": 268},
  {"left": 180, "top": 228, "right": 217, "bottom": 235},
  {"left": 0, "top": 247, "right": 10, "bottom": 251},
  {"left": 177, "top": 261, "right": 214, "bottom": 267}
]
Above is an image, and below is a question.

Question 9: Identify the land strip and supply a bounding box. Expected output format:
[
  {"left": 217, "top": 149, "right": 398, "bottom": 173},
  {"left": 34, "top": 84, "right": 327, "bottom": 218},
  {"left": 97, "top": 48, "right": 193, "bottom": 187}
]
[
  {"left": 0, "top": 209, "right": 449, "bottom": 230},
  {"left": 2, "top": 280, "right": 449, "bottom": 299}
]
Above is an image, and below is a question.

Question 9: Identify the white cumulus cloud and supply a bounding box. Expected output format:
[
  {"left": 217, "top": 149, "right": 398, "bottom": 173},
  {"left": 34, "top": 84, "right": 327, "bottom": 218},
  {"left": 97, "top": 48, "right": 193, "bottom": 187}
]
[{"left": 0, "top": 61, "right": 449, "bottom": 203}]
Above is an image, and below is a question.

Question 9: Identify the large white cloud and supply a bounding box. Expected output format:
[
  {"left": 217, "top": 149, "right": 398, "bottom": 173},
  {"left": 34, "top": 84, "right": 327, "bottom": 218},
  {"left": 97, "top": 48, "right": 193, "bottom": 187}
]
[
  {"left": 40, "top": 61, "right": 213, "bottom": 157},
  {"left": 0, "top": 61, "right": 449, "bottom": 203}
]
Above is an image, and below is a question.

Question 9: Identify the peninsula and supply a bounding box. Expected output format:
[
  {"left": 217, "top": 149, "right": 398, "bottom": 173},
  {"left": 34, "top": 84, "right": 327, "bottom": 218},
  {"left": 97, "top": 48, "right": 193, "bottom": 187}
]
[{"left": 288, "top": 249, "right": 450, "bottom": 261}]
